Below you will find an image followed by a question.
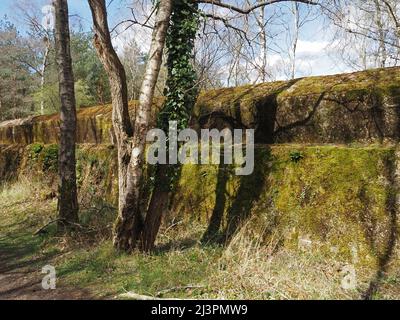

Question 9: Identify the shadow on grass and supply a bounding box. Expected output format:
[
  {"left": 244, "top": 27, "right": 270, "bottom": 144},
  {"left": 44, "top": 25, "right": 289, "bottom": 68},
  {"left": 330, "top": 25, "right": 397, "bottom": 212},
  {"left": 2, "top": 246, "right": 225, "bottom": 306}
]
[
  {"left": 153, "top": 237, "right": 199, "bottom": 254},
  {"left": 0, "top": 230, "right": 61, "bottom": 274}
]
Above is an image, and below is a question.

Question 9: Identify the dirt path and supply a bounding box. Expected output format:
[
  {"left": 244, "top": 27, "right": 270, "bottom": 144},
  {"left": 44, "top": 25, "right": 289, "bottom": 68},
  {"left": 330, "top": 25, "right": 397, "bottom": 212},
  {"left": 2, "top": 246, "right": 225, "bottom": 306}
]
[
  {"left": 0, "top": 238, "right": 94, "bottom": 300},
  {"left": 0, "top": 270, "right": 93, "bottom": 300}
]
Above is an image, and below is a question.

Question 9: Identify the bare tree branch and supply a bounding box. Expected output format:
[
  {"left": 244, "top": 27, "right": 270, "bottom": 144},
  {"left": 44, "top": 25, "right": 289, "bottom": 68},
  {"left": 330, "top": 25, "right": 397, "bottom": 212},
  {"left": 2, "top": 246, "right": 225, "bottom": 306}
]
[{"left": 197, "top": 0, "right": 318, "bottom": 15}]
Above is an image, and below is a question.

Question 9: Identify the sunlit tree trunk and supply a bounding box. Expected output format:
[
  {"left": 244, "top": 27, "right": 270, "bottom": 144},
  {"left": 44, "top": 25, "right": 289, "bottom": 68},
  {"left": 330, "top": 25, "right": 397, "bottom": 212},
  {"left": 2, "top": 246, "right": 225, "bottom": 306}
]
[
  {"left": 40, "top": 37, "right": 51, "bottom": 115},
  {"left": 373, "top": 0, "right": 387, "bottom": 67},
  {"left": 140, "top": 0, "right": 200, "bottom": 252},
  {"left": 256, "top": 0, "right": 267, "bottom": 82},
  {"left": 291, "top": 2, "right": 300, "bottom": 79},
  {"left": 88, "top": 0, "right": 172, "bottom": 251}
]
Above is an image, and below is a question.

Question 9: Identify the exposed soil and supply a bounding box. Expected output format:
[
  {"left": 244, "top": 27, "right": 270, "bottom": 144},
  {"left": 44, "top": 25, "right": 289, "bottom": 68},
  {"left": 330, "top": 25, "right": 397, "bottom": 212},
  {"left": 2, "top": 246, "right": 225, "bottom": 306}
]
[{"left": 0, "top": 239, "right": 93, "bottom": 300}]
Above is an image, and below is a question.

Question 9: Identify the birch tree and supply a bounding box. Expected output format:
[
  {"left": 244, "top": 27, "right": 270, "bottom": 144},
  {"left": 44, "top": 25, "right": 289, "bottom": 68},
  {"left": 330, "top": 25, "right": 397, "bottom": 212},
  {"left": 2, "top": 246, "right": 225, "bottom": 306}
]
[
  {"left": 15, "top": 1, "right": 54, "bottom": 115},
  {"left": 88, "top": 0, "right": 172, "bottom": 251}
]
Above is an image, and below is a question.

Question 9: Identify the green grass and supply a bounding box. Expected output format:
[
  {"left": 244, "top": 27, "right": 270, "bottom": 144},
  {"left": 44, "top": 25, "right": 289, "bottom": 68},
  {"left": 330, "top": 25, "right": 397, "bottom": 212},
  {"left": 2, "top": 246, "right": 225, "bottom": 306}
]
[
  {"left": 56, "top": 242, "right": 222, "bottom": 298},
  {"left": 0, "top": 178, "right": 222, "bottom": 299},
  {"left": 0, "top": 157, "right": 399, "bottom": 300}
]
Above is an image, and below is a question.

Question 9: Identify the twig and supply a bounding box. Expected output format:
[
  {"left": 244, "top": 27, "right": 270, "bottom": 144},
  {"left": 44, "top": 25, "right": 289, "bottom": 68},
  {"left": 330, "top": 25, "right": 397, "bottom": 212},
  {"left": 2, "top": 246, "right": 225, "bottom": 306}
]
[
  {"left": 163, "top": 220, "right": 183, "bottom": 234},
  {"left": 198, "top": 0, "right": 318, "bottom": 15},
  {"left": 33, "top": 219, "right": 60, "bottom": 236},
  {"left": 117, "top": 292, "right": 182, "bottom": 300},
  {"left": 33, "top": 219, "right": 87, "bottom": 236},
  {"left": 156, "top": 285, "right": 205, "bottom": 297}
]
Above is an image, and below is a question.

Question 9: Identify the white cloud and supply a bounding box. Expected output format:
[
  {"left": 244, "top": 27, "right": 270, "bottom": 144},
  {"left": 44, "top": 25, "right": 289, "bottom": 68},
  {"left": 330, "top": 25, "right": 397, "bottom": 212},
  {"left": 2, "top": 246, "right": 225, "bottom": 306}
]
[
  {"left": 261, "top": 39, "right": 352, "bottom": 80},
  {"left": 296, "top": 40, "right": 330, "bottom": 54}
]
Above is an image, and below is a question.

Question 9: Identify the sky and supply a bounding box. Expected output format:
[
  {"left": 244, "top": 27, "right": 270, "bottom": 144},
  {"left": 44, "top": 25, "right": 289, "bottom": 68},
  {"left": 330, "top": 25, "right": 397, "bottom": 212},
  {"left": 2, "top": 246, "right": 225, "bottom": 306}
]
[
  {"left": 0, "top": 0, "right": 114, "bottom": 31},
  {"left": 0, "top": 0, "right": 356, "bottom": 82}
]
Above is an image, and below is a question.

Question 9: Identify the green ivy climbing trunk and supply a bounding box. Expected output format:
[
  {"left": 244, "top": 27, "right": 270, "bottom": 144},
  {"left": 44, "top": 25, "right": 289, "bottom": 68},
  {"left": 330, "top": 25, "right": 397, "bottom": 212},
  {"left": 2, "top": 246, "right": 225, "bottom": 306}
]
[
  {"left": 54, "top": 0, "right": 79, "bottom": 230},
  {"left": 140, "top": 0, "right": 200, "bottom": 251}
]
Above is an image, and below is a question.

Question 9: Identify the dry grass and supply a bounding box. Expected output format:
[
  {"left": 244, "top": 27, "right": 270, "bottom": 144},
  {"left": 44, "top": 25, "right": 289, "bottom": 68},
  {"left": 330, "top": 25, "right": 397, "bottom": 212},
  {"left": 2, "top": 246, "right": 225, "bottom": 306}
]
[
  {"left": 204, "top": 221, "right": 399, "bottom": 300},
  {"left": 0, "top": 177, "right": 56, "bottom": 234},
  {"left": 1, "top": 178, "right": 399, "bottom": 300}
]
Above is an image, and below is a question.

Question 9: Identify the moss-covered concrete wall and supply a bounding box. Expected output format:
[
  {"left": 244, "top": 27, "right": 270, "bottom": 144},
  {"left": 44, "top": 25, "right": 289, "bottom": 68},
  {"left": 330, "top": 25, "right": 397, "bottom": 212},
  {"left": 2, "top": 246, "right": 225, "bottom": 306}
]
[
  {"left": 0, "top": 143, "right": 119, "bottom": 205},
  {"left": 173, "top": 145, "right": 400, "bottom": 268},
  {"left": 1, "top": 143, "right": 399, "bottom": 271},
  {"left": 0, "top": 99, "right": 164, "bottom": 145},
  {"left": 1, "top": 67, "right": 399, "bottom": 145},
  {"left": 0, "top": 145, "right": 24, "bottom": 182},
  {"left": 193, "top": 67, "right": 400, "bottom": 143}
]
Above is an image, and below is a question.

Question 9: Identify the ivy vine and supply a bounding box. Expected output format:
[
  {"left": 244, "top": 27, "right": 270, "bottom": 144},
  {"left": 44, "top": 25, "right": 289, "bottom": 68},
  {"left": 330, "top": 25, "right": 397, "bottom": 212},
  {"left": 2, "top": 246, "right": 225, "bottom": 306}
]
[
  {"left": 158, "top": 0, "right": 200, "bottom": 132},
  {"left": 153, "top": 0, "right": 201, "bottom": 191}
]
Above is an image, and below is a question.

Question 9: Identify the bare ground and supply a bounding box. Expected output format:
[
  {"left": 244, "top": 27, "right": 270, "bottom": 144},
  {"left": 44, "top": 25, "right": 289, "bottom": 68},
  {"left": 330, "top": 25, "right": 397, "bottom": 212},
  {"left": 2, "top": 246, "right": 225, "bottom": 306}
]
[{"left": 0, "top": 238, "right": 93, "bottom": 300}]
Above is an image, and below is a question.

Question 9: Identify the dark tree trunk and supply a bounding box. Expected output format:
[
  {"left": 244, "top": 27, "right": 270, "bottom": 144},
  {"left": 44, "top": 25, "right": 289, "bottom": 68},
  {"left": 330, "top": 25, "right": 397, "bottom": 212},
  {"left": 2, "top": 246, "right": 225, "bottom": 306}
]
[
  {"left": 53, "top": 0, "right": 79, "bottom": 230},
  {"left": 88, "top": 0, "right": 135, "bottom": 251},
  {"left": 140, "top": 165, "right": 170, "bottom": 252}
]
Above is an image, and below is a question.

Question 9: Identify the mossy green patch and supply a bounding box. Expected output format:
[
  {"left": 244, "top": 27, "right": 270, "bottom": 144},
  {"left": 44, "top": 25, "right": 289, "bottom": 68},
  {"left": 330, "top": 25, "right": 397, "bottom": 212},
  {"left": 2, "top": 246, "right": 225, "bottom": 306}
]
[
  {"left": 170, "top": 145, "right": 400, "bottom": 271},
  {"left": 3, "top": 67, "right": 399, "bottom": 145},
  {"left": 1, "top": 143, "right": 399, "bottom": 281}
]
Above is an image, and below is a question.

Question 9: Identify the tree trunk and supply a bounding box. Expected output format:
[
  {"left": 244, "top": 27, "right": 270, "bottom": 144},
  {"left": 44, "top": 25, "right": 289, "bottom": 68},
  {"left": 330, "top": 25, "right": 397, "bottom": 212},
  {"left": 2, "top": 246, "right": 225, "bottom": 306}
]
[
  {"left": 115, "top": 0, "right": 173, "bottom": 251},
  {"left": 373, "top": 0, "right": 387, "bottom": 68},
  {"left": 88, "top": 0, "right": 136, "bottom": 251},
  {"left": 53, "top": 0, "right": 79, "bottom": 231},
  {"left": 291, "top": 2, "right": 300, "bottom": 80},
  {"left": 256, "top": 0, "right": 267, "bottom": 82},
  {"left": 88, "top": 0, "right": 172, "bottom": 251},
  {"left": 140, "top": 0, "right": 200, "bottom": 252},
  {"left": 140, "top": 165, "right": 170, "bottom": 252},
  {"left": 40, "top": 38, "right": 51, "bottom": 115}
]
